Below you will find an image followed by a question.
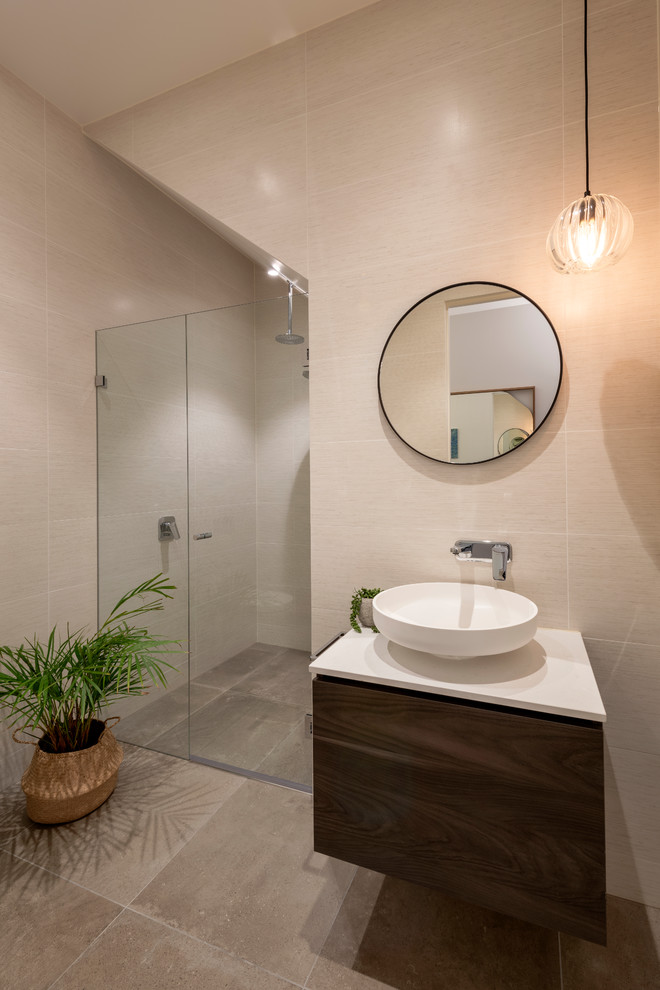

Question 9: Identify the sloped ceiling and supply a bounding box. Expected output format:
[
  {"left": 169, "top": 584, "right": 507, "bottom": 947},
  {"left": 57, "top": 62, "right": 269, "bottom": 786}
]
[{"left": 0, "top": 0, "right": 378, "bottom": 123}]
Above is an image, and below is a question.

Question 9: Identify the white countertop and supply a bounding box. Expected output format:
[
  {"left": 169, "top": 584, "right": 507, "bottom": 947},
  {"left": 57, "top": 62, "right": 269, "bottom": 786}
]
[{"left": 309, "top": 628, "right": 606, "bottom": 722}]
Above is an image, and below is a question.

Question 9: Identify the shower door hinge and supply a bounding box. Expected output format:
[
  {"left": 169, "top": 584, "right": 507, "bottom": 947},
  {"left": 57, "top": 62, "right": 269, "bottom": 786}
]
[
  {"left": 305, "top": 713, "right": 313, "bottom": 737},
  {"left": 95, "top": 374, "right": 107, "bottom": 388}
]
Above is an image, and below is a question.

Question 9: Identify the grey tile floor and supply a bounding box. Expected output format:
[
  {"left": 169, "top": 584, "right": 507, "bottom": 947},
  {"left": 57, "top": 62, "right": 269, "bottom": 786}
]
[
  {"left": 0, "top": 739, "right": 659, "bottom": 989},
  {"left": 116, "top": 642, "right": 313, "bottom": 786}
]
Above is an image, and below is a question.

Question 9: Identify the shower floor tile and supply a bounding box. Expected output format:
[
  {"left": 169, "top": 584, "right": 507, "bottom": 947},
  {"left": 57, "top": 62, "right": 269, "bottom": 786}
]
[
  {"left": 252, "top": 641, "right": 288, "bottom": 654},
  {"left": 232, "top": 647, "right": 312, "bottom": 709},
  {"left": 115, "top": 642, "right": 312, "bottom": 785},
  {"left": 116, "top": 681, "right": 220, "bottom": 748},
  {"left": 192, "top": 644, "right": 279, "bottom": 691},
  {"left": 151, "top": 689, "right": 300, "bottom": 769},
  {"left": 257, "top": 716, "right": 312, "bottom": 784}
]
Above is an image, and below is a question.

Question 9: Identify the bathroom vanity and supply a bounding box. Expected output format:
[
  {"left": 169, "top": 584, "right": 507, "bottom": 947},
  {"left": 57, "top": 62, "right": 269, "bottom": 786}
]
[{"left": 310, "top": 629, "right": 606, "bottom": 945}]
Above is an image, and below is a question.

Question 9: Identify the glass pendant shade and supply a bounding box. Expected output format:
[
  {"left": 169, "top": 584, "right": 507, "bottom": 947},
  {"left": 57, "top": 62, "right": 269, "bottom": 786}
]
[{"left": 547, "top": 192, "right": 634, "bottom": 274}]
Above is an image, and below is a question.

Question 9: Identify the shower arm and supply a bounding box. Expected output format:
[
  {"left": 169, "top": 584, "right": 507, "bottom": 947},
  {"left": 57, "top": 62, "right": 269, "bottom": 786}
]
[
  {"left": 287, "top": 281, "right": 293, "bottom": 336},
  {"left": 267, "top": 267, "right": 308, "bottom": 296},
  {"left": 274, "top": 274, "right": 305, "bottom": 345}
]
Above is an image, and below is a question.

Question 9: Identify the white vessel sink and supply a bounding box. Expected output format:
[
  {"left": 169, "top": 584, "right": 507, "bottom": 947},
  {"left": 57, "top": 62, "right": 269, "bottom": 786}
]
[{"left": 373, "top": 582, "right": 538, "bottom": 658}]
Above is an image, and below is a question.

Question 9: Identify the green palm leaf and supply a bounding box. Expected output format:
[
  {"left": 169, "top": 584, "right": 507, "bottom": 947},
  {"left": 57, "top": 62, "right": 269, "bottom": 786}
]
[{"left": 0, "top": 574, "right": 179, "bottom": 753}]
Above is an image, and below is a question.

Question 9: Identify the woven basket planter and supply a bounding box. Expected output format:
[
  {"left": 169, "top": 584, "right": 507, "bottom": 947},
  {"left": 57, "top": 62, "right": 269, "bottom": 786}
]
[{"left": 20, "top": 719, "right": 124, "bottom": 824}]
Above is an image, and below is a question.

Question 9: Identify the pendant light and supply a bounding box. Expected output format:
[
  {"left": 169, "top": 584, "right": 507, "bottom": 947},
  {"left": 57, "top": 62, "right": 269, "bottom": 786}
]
[{"left": 546, "top": 0, "right": 633, "bottom": 273}]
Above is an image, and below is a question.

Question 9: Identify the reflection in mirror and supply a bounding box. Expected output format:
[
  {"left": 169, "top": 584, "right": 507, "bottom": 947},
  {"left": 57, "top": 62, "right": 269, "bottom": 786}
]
[
  {"left": 450, "top": 388, "right": 534, "bottom": 462},
  {"left": 378, "top": 282, "right": 562, "bottom": 464}
]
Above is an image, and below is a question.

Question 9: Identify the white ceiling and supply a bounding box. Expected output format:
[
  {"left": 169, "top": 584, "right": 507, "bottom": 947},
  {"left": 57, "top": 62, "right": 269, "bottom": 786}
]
[{"left": 0, "top": 0, "right": 377, "bottom": 124}]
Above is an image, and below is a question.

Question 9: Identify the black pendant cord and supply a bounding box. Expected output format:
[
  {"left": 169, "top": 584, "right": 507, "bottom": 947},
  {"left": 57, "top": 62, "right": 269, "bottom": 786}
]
[{"left": 583, "top": 0, "right": 591, "bottom": 196}]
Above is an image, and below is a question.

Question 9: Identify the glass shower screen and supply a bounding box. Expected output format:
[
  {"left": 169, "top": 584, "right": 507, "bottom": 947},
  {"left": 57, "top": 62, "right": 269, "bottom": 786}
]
[{"left": 96, "top": 296, "right": 311, "bottom": 789}]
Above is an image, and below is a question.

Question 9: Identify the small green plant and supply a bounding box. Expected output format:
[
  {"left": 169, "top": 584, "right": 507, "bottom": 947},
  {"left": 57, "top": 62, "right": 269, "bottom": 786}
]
[
  {"left": 350, "top": 587, "right": 382, "bottom": 634},
  {"left": 0, "top": 574, "right": 179, "bottom": 754}
]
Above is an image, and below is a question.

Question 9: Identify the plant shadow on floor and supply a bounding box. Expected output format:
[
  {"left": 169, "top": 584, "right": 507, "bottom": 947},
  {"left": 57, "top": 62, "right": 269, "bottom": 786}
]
[{"left": 0, "top": 742, "right": 241, "bottom": 903}]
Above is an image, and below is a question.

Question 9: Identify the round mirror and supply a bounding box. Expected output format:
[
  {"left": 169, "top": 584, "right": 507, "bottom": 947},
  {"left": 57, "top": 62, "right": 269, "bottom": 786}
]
[{"left": 378, "top": 282, "right": 562, "bottom": 464}]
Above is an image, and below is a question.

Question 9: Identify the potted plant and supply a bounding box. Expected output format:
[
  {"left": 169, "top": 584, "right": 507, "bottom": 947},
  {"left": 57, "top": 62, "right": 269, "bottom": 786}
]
[
  {"left": 349, "top": 587, "right": 382, "bottom": 633},
  {"left": 0, "top": 574, "right": 178, "bottom": 824}
]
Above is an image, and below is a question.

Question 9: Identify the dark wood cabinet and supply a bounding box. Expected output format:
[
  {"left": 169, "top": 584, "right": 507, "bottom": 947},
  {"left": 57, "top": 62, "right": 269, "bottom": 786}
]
[{"left": 313, "top": 675, "right": 606, "bottom": 945}]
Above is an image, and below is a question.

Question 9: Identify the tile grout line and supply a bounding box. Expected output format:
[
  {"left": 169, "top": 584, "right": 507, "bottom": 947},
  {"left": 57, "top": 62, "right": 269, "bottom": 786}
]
[
  {"left": 307, "top": 22, "right": 567, "bottom": 119},
  {"left": 40, "top": 895, "right": 305, "bottom": 990},
  {"left": 0, "top": 202, "right": 49, "bottom": 241},
  {"left": 126, "top": 107, "right": 307, "bottom": 176},
  {"left": 305, "top": 205, "right": 660, "bottom": 286},
  {"left": 1, "top": 841, "right": 129, "bottom": 988},
  {"left": 302, "top": 227, "right": 573, "bottom": 283},
  {"left": 301, "top": 863, "right": 359, "bottom": 989},
  {"left": 122, "top": 903, "right": 306, "bottom": 989},
  {"left": 251, "top": 714, "right": 310, "bottom": 777},
  {"left": 1, "top": 757, "right": 245, "bottom": 912},
  {"left": 307, "top": 121, "right": 567, "bottom": 203},
  {"left": 44, "top": 906, "right": 129, "bottom": 990},
  {"left": 0, "top": 844, "right": 128, "bottom": 910},
  {"left": 127, "top": 686, "right": 226, "bottom": 748},
  {"left": 46, "top": 142, "right": 247, "bottom": 287},
  {"left": 141, "top": 649, "right": 292, "bottom": 749},
  {"left": 306, "top": 7, "right": 648, "bottom": 124},
  {"left": 0, "top": 125, "right": 46, "bottom": 170},
  {"left": 307, "top": 94, "right": 657, "bottom": 205},
  {"left": 118, "top": 777, "right": 250, "bottom": 912},
  {"left": 186, "top": 679, "right": 305, "bottom": 761}
]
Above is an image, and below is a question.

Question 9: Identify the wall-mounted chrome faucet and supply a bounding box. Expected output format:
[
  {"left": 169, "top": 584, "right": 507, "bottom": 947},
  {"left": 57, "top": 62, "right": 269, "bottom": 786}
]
[
  {"left": 158, "top": 516, "right": 180, "bottom": 542},
  {"left": 450, "top": 539, "right": 512, "bottom": 582}
]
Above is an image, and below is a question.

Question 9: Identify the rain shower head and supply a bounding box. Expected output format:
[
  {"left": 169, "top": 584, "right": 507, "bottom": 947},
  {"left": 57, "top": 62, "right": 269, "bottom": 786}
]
[{"left": 275, "top": 280, "right": 305, "bottom": 345}]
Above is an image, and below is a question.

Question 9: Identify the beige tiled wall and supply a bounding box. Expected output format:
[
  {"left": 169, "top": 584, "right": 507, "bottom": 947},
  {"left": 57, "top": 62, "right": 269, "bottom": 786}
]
[
  {"left": 0, "top": 64, "right": 255, "bottom": 662},
  {"left": 86, "top": 0, "right": 660, "bottom": 907},
  {"left": 87, "top": 37, "right": 309, "bottom": 275},
  {"left": 255, "top": 294, "right": 311, "bottom": 649},
  {"left": 187, "top": 305, "right": 259, "bottom": 674}
]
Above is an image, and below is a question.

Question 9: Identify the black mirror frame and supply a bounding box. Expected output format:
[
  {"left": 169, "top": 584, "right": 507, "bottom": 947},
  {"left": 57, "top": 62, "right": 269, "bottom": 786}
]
[
  {"left": 378, "top": 279, "right": 564, "bottom": 467},
  {"left": 378, "top": 280, "right": 563, "bottom": 465}
]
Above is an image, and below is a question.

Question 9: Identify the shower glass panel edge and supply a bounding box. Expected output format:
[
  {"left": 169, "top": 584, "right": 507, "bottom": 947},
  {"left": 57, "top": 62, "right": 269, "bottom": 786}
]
[
  {"left": 187, "top": 294, "right": 311, "bottom": 789},
  {"left": 96, "top": 314, "right": 191, "bottom": 759},
  {"left": 96, "top": 295, "right": 311, "bottom": 788}
]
